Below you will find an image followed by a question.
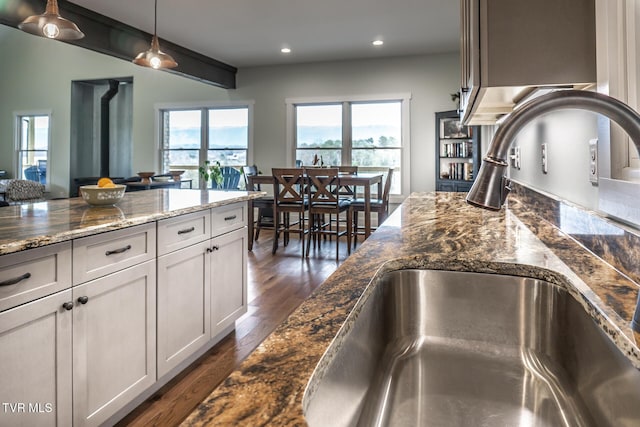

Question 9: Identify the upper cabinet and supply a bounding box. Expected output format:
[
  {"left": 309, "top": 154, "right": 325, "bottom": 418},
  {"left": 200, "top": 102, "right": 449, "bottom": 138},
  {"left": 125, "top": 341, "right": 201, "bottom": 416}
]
[{"left": 459, "top": 0, "right": 597, "bottom": 125}]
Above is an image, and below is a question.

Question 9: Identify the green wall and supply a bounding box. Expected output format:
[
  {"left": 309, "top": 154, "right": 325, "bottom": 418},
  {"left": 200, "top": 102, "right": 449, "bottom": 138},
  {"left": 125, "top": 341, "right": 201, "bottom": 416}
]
[{"left": 0, "top": 24, "right": 460, "bottom": 198}]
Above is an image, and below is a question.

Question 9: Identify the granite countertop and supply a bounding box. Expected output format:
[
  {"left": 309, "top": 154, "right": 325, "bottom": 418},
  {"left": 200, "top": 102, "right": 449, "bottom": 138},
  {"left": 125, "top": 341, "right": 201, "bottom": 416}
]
[
  {"left": 182, "top": 189, "right": 640, "bottom": 426},
  {"left": 0, "top": 189, "right": 264, "bottom": 255}
]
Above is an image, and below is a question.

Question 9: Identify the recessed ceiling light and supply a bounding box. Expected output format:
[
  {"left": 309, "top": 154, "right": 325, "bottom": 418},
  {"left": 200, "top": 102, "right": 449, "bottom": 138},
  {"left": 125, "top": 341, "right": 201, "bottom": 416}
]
[
  {"left": 372, "top": 40, "right": 384, "bottom": 46},
  {"left": 281, "top": 47, "right": 291, "bottom": 54}
]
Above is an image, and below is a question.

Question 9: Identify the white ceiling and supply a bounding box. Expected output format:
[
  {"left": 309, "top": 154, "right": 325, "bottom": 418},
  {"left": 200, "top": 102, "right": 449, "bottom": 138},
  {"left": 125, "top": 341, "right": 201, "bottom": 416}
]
[{"left": 69, "top": 0, "right": 460, "bottom": 68}]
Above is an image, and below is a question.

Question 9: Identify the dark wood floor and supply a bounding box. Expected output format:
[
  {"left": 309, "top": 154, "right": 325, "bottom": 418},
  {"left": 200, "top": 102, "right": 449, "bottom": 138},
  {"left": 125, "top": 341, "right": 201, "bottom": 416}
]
[{"left": 117, "top": 234, "right": 348, "bottom": 426}]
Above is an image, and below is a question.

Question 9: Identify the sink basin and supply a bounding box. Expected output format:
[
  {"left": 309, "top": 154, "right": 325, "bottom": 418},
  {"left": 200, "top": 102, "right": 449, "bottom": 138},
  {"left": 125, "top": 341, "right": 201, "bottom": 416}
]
[{"left": 304, "top": 269, "right": 640, "bottom": 427}]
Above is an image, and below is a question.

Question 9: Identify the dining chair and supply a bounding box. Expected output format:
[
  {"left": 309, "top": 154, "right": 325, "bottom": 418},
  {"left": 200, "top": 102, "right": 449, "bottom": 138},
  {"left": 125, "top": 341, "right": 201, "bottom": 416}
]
[
  {"left": 272, "top": 168, "right": 308, "bottom": 256},
  {"left": 351, "top": 168, "right": 394, "bottom": 248},
  {"left": 337, "top": 165, "right": 358, "bottom": 174},
  {"left": 244, "top": 165, "right": 275, "bottom": 242},
  {"left": 212, "top": 166, "right": 242, "bottom": 190},
  {"left": 305, "top": 168, "right": 351, "bottom": 260},
  {"left": 336, "top": 165, "right": 358, "bottom": 199}
]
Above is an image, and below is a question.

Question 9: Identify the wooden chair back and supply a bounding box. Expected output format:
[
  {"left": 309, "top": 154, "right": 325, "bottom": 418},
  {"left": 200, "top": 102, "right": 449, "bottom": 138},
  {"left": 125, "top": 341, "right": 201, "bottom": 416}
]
[
  {"left": 272, "top": 168, "right": 305, "bottom": 204},
  {"left": 306, "top": 168, "right": 340, "bottom": 205},
  {"left": 337, "top": 166, "right": 358, "bottom": 175},
  {"left": 382, "top": 168, "right": 394, "bottom": 206},
  {"left": 212, "top": 167, "right": 242, "bottom": 190}
]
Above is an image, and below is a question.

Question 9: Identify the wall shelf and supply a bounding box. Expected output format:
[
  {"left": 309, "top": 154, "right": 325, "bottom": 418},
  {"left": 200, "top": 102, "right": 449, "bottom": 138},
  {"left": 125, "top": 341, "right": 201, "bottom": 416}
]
[{"left": 435, "top": 110, "right": 481, "bottom": 192}]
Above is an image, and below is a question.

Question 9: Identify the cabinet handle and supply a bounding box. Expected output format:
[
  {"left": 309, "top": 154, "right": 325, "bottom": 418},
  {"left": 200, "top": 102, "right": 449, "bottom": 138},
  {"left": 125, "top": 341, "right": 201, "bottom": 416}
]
[
  {"left": 224, "top": 215, "right": 237, "bottom": 221},
  {"left": 0, "top": 272, "right": 31, "bottom": 287},
  {"left": 177, "top": 226, "right": 196, "bottom": 235},
  {"left": 62, "top": 302, "right": 74, "bottom": 311},
  {"left": 211, "top": 245, "right": 219, "bottom": 251},
  {"left": 105, "top": 245, "right": 132, "bottom": 256},
  {"left": 77, "top": 296, "right": 89, "bottom": 305}
]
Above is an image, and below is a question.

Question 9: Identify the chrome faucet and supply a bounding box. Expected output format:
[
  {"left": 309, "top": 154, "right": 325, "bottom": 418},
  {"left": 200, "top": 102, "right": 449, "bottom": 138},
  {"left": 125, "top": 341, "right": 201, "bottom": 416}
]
[
  {"left": 465, "top": 89, "right": 640, "bottom": 333},
  {"left": 466, "top": 89, "right": 640, "bottom": 210}
]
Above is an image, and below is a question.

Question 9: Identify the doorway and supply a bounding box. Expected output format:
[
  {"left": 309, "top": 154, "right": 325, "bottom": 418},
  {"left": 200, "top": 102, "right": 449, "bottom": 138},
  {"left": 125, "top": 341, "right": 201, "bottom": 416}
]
[{"left": 69, "top": 77, "right": 133, "bottom": 196}]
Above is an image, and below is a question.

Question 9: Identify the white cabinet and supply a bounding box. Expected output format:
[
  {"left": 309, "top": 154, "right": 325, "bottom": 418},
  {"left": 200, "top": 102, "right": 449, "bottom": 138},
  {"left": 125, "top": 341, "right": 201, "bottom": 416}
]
[
  {"left": 0, "top": 241, "right": 71, "bottom": 313},
  {"left": 210, "top": 227, "right": 248, "bottom": 336},
  {"left": 157, "top": 240, "right": 210, "bottom": 378},
  {"left": 0, "top": 201, "right": 248, "bottom": 426},
  {"left": 72, "top": 260, "right": 156, "bottom": 427},
  {"left": 72, "top": 223, "right": 155, "bottom": 285},
  {"left": 157, "top": 203, "right": 247, "bottom": 378},
  {"left": 0, "top": 290, "right": 73, "bottom": 427}
]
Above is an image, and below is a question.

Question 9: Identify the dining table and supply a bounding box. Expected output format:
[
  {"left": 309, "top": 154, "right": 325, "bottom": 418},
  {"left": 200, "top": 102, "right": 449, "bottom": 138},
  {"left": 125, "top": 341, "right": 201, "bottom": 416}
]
[{"left": 246, "top": 172, "right": 383, "bottom": 251}]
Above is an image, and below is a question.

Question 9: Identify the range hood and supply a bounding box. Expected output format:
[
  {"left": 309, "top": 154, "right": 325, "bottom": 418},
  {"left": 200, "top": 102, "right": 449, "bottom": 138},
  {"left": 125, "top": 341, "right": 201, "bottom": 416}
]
[{"left": 459, "top": 0, "right": 596, "bottom": 125}]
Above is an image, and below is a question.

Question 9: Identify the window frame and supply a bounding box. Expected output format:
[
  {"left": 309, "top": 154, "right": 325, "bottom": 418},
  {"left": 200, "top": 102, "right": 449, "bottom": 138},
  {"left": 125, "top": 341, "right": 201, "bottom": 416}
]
[
  {"left": 14, "top": 110, "right": 52, "bottom": 191},
  {"left": 155, "top": 100, "right": 254, "bottom": 188},
  {"left": 286, "top": 93, "right": 411, "bottom": 201}
]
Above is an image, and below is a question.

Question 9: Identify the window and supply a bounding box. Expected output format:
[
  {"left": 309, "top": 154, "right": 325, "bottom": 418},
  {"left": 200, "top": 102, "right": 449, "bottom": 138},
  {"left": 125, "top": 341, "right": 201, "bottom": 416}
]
[
  {"left": 159, "top": 103, "right": 252, "bottom": 188},
  {"left": 289, "top": 94, "right": 410, "bottom": 197},
  {"left": 351, "top": 102, "right": 402, "bottom": 195},
  {"left": 16, "top": 113, "right": 50, "bottom": 187},
  {"left": 295, "top": 104, "right": 343, "bottom": 166}
]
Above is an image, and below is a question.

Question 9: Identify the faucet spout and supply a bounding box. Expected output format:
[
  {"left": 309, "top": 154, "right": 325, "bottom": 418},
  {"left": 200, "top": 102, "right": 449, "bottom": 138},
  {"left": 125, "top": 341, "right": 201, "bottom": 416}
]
[
  {"left": 465, "top": 89, "right": 640, "bottom": 333},
  {"left": 466, "top": 89, "right": 640, "bottom": 210}
]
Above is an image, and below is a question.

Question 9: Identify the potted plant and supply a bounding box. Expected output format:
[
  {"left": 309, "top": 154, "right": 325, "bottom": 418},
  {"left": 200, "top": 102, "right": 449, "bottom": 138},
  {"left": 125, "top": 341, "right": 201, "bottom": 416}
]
[{"left": 199, "top": 160, "right": 223, "bottom": 188}]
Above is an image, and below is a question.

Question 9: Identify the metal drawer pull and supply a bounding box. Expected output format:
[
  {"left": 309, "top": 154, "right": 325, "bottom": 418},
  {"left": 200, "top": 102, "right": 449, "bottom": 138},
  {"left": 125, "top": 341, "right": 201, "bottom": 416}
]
[
  {"left": 224, "top": 214, "right": 237, "bottom": 221},
  {"left": 0, "top": 272, "right": 31, "bottom": 287},
  {"left": 62, "top": 302, "right": 74, "bottom": 311},
  {"left": 177, "top": 226, "right": 196, "bottom": 235},
  {"left": 77, "top": 296, "right": 89, "bottom": 304},
  {"left": 105, "top": 245, "right": 132, "bottom": 256}
]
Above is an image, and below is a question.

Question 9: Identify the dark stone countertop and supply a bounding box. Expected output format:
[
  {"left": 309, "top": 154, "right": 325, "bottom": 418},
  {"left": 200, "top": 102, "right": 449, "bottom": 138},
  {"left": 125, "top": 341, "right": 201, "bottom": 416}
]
[
  {"left": 182, "top": 190, "right": 640, "bottom": 426},
  {"left": 0, "top": 189, "right": 263, "bottom": 255}
]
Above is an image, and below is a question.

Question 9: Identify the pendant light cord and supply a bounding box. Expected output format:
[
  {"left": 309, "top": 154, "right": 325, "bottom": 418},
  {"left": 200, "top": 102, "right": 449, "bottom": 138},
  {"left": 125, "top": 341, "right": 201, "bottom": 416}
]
[{"left": 154, "top": 0, "right": 158, "bottom": 36}]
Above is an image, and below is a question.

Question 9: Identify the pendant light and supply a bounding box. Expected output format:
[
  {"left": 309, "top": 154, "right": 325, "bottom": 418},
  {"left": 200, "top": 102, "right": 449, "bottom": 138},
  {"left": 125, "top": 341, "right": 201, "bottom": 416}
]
[
  {"left": 133, "top": 0, "right": 178, "bottom": 69},
  {"left": 19, "top": 0, "right": 85, "bottom": 40}
]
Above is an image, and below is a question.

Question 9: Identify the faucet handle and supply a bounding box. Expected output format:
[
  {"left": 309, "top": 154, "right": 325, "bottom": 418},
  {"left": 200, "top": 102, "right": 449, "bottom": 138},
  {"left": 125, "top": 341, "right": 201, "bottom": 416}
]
[{"left": 501, "top": 176, "right": 511, "bottom": 205}]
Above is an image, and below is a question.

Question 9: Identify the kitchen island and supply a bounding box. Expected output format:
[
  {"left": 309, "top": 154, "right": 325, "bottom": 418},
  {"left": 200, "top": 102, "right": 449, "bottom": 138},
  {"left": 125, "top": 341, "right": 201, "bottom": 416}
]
[
  {"left": 0, "top": 188, "right": 262, "bottom": 255},
  {"left": 183, "top": 185, "right": 640, "bottom": 426},
  {"left": 0, "top": 189, "right": 264, "bottom": 427}
]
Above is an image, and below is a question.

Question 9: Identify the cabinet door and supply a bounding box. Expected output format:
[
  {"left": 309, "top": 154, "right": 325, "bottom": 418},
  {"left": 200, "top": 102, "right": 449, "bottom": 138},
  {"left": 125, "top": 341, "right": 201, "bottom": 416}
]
[
  {"left": 210, "top": 227, "right": 247, "bottom": 337},
  {"left": 72, "top": 260, "right": 156, "bottom": 427},
  {"left": 0, "top": 289, "right": 72, "bottom": 427},
  {"left": 157, "top": 241, "right": 211, "bottom": 378}
]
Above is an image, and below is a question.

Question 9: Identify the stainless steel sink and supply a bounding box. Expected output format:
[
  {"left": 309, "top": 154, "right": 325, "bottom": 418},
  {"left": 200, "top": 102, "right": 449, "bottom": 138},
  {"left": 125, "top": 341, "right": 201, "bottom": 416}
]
[{"left": 304, "top": 269, "right": 640, "bottom": 427}]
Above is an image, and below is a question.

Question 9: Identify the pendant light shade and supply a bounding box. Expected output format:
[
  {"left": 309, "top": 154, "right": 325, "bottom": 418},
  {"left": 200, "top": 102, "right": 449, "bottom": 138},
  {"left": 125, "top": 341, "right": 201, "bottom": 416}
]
[
  {"left": 19, "top": 0, "right": 84, "bottom": 40},
  {"left": 133, "top": 0, "right": 178, "bottom": 69}
]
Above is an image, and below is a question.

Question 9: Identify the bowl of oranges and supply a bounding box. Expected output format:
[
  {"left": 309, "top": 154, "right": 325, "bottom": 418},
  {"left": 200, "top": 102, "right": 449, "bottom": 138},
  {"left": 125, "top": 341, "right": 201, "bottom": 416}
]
[{"left": 79, "top": 178, "right": 126, "bottom": 206}]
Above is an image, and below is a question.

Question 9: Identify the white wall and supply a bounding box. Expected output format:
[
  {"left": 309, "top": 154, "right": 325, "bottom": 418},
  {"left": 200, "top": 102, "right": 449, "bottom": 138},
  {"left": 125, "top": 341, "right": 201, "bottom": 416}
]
[
  {"left": 0, "top": 25, "right": 232, "bottom": 198},
  {"left": 507, "top": 110, "right": 599, "bottom": 210},
  {"left": 0, "top": 24, "right": 459, "bottom": 198},
  {"left": 235, "top": 54, "right": 460, "bottom": 194}
]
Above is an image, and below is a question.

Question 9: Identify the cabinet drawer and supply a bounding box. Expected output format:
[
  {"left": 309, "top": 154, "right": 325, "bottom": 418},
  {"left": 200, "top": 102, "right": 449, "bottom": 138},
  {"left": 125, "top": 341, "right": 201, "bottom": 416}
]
[
  {"left": 0, "top": 242, "right": 72, "bottom": 313},
  {"left": 211, "top": 203, "right": 246, "bottom": 237},
  {"left": 157, "top": 210, "right": 210, "bottom": 256},
  {"left": 73, "top": 223, "right": 156, "bottom": 285}
]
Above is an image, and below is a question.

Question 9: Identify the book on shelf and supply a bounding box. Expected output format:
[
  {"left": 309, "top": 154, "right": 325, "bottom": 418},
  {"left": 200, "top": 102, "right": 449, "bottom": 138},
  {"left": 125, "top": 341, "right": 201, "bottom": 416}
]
[
  {"left": 445, "top": 161, "right": 474, "bottom": 181},
  {"left": 441, "top": 141, "right": 473, "bottom": 158}
]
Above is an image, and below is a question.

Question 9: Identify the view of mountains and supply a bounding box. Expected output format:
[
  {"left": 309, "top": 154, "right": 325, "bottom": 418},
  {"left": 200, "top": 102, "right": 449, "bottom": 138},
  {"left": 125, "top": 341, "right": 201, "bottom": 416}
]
[{"left": 168, "top": 125, "right": 400, "bottom": 148}]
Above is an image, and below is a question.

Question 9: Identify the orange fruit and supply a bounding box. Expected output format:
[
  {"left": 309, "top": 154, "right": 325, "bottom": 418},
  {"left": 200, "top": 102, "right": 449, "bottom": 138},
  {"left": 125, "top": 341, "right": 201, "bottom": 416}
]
[
  {"left": 97, "top": 177, "right": 113, "bottom": 188},
  {"left": 102, "top": 182, "right": 117, "bottom": 188}
]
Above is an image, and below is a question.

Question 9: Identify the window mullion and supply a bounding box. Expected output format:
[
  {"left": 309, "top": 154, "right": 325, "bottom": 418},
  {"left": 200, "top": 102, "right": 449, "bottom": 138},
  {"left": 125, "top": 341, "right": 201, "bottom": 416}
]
[
  {"left": 342, "top": 101, "right": 351, "bottom": 165},
  {"left": 199, "top": 109, "right": 209, "bottom": 188}
]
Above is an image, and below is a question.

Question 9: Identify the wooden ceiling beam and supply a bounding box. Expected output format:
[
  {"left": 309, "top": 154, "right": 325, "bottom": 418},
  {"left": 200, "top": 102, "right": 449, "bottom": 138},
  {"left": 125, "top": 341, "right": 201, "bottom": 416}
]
[{"left": 0, "top": 0, "right": 237, "bottom": 89}]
